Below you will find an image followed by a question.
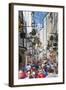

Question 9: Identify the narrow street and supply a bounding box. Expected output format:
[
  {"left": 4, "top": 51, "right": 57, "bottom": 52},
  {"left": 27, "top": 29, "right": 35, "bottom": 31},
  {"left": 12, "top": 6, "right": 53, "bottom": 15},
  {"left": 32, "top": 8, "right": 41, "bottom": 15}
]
[{"left": 19, "top": 11, "right": 58, "bottom": 79}]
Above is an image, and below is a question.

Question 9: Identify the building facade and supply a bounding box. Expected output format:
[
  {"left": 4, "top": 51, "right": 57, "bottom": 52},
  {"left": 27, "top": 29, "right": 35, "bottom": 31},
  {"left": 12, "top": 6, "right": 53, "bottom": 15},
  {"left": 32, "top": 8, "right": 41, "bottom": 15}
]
[{"left": 19, "top": 11, "right": 58, "bottom": 67}]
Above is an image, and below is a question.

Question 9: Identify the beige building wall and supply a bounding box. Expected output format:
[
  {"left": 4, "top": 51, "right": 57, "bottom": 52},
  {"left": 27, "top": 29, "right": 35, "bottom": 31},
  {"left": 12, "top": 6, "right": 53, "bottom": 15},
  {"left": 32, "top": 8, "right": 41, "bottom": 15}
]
[{"left": 46, "top": 12, "right": 58, "bottom": 41}]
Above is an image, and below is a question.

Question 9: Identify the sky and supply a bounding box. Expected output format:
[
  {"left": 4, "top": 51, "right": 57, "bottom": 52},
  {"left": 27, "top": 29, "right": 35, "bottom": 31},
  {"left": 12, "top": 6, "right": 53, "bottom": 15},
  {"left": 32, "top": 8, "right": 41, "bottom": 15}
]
[{"left": 32, "top": 11, "right": 48, "bottom": 27}]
